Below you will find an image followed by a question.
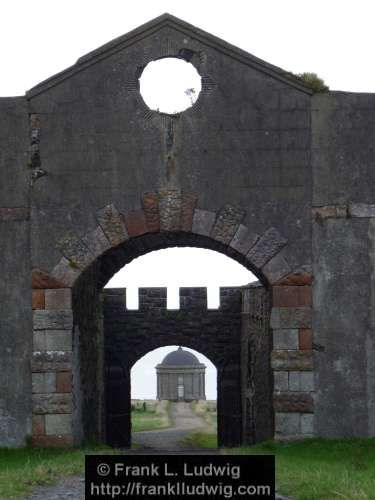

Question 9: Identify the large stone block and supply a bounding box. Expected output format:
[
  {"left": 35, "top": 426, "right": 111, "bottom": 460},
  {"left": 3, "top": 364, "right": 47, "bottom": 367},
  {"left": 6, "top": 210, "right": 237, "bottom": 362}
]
[
  {"left": 274, "top": 371, "right": 288, "bottom": 391},
  {"left": 82, "top": 225, "right": 112, "bottom": 257},
  {"left": 271, "top": 350, "right": 313, "bottom": 371},
  {"left": 247, "top": 227, "right": 287, "bottom": 269},
  {"left": 97, "top": 204, "right": 128, "bottom": 246},
  {"left": 274, "top": 392, "right": 314, "bottom": 413},
  {"left": 31, "top": 351, "right": 72, "bottom": 372},
  {"left": 56, "top": 372, "right": 72, "bottom": 393},
  {"left": 273, "top": 329, "right": 299, "bottom": 350},
  {"left": 33, "top": 310, "right": 73, "bottom": 331},
  {"left": 192, "top": 209, "right": 216, "bottom": 237},
  {"left": 180, "top": 193, "right": 198, "bottom": 232},
  {"left": 350, "top": 203, "right": 375, "bottom": 218},
  {"left": 123, "top": 209, "right": 148, "bottom": 237},
  {"left": 229, "top": 224, "right": 259, "bottom": 255},
  {"left": 289, "top": 371, "right": 314, "bottom": 392},
  {"left": 142, "top": 192, "right": 160, "bottom": 232},
  {"left": 45, "top": 414, "right": 72, "bottom": 435},
  {"left": 56, "top": 232, "right": 94, "bottom": 270},
  {"left": 51, "top": 257, "right": 81, "bottom": 288},
  {"left": 32, "top": 394, "right": 72, "bottom": 414},
  {"left": 301, "top": 413, "right": 314, "bottom": 434},
  {"left": 32, "top": 268, "right": 67, "bottom": 289},
  {"left": 262, "top": 253, "right": 291, "bottom": 284},
  {"left": 273, "top": 286, "right": 312, "bottom": 307},
  {"left": 159, "top": 189, "right": 182, "bottom": 231},
  {"left": 270, "top": 307, "right": 312, "bottom": 329},
  {"left": 32, "top": 290, "right": 45, "bottom": 310},
  {"left": 32, "top": 372, "right": 56, "bottom": 393},
  {"left": 275, "top": 412, "right": 300, "bottom": 435},
  {"left": 45, "top": 289, "right": 72, "bottom": 310},
  {"left": 210, "top": 205, "right": 245, "bottom": 245}
]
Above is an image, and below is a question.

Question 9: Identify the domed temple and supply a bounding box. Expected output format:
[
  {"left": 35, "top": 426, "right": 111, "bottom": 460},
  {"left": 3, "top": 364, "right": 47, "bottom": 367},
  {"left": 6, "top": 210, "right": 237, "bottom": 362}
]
[{"left": 156, "top": 347, "right": 206, "bottom": 401}]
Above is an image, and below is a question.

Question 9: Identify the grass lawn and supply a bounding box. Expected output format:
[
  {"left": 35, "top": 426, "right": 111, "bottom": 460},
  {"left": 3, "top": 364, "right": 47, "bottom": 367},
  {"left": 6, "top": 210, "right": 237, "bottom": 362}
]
[
  {"left": 228, "top": 438, "right": 375, "bottom": 500},
  {"left": 0, "top": 445, "right": 115, "bottom": 499},
  {"left": 131, "top": 400, "right": 171, "bottom": 432}
]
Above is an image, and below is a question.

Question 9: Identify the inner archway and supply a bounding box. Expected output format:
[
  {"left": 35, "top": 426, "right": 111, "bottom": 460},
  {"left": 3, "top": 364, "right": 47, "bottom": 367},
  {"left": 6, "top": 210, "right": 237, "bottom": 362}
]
[{"left": 131, "top": 345, "right": 217, "bottom": 450}]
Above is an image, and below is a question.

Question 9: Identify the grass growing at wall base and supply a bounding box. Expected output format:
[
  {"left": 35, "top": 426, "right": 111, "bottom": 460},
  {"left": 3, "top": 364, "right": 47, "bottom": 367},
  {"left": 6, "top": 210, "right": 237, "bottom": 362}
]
[
  {"left": 0, "top": 445, "right": 115, "bottom": 499},
  {"left": 228, "top": 438, "right": 375, "bottom": 500}
]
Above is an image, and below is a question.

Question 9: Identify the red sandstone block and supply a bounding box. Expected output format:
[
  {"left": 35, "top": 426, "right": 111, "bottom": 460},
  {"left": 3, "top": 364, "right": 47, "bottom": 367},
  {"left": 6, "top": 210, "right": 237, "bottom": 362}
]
[
  {"left": 180, "top": 193, "right": 198, "bottom": 231},
  {"left": 32, "top": 435, "right": 74, "bottom": 447},
  {"left": 32, "top": 415, "right": 45, "bottom": 435},
  {"left": 56, "top": 372, "right": 72, "bottom": 393},
  {"left": 123, "top": 210, "right": 148, "bottom": 237},
  {"left": 142, "top": 192, "right": 160, "bottom": 232},
  {"left": 277, "top": 272, "right": 312, "bottom": 286},
  {"left": 32, "top": 290, "right": 45, "bottom": 310},
  {"left": 299, "top": 329, "right": 313, "bottom": 350},
  {"left": 32, "top": 269, "right": 66, "bottom": 289},
  {"left": 273, "top": 286, "right": 311, "bottom": 307}
]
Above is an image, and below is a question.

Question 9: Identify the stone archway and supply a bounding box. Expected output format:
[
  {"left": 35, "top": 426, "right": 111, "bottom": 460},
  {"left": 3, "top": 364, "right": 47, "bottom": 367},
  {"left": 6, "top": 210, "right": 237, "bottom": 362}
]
[{"left": 31, "top": 189, "right": 313, "bottom": 447}]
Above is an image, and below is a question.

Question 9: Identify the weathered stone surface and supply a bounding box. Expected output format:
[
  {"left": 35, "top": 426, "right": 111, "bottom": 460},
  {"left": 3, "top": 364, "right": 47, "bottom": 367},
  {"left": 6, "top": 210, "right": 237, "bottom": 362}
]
[
  {"left": 301, "top": 413, "right": 314, "bottom": 434},
  {"left": 32, "top": 373, "right": 56, "bottom": 393},
  {"left": 270, "top": 307, "right": 312, "bottom": 329},
  {"left": 32, "top": 415, "right": 45, "bottom": 435},
  {"left": 33, "top": 310, "right": 73, "bottom": 330},
  {"left": 273, "top": 286, "right": 312, "bottom": 307},
  {"left": 312, "top": 205, "right": 348, "bottom": 220},
  {"left": 289, "top": 371, "right": 314, "bottom": 392},
  {"left": 192, "top": 209, "right": 216, "bottom": 236},
  {"left": 0, "top": 207, "right": 30, "bottom": 221},
  {"left": 56, "top": 372, "right": 72, "bottom": 393},
  {"left": 82, "top": 225, "right": 111, "bottom": 257},
  {"left": 349, "top": 203, "right": 375, "bottom": 218},
  {"left": 274, "top": 371, "right": 288, "bottom": 391},
  {"left": 56, "top": 232, "right": 94, "bottom": 270},
  {"left": 273, "top": 329, "right": 299, "bottom": 350},
  {"left": 32, "top": 394, "right": 72, "bottom": 414},
  {"left": 271, "top": 350, "right": 313, "bottom": 371},
  {"left": 299, "top": 329, "right": 313, "bottom": 350},
  {"left": 211, "top": 205, "right": 245, "bottom": 245},
  {"left": 229, "top": 224, "right": 259, "bottom": 255},
  {"left": 180, "top": 193, "right": 198, "bottom": 231},
  {"left": 274, "top": 392, "right": 314, "bottom": 413},
  {"left": 31, "top": 351, "right": 72, "bottom": 372},
  {"left": 123, "top": 209, "right": 148, "bottom": 237},
  {"left": 51, "top": 257, "right": 81, "bottom": 287},
  {"left": 34, "top": 330, "right": 72, "bottom": 351},
  {"left": 32, "top": 290, "right": 45, "bottom": 310},
  {"left": 277, "top": 272, "right": 312, "bottom": 286},
  {"left": 97, "top": 204, "right": 128, "bottom": 247},
  {"left": 142, "top": 192, "right": 160, "bottom": 232},
  {"left": 159, "top": 189, "right": 182, "bottom": 231},
  {"left": 32, "top": 435, "right": 73, "bottom": 447},
  {"left": 32, "top": 268, "right": 67, "bottom": 289},
  {"left": 275, "top": 412, "right": 300, "bottom": 435},
  {"left": 247, "top": 227, "right": 287, "bottom": 269},
  {"left": 45, "top": 289, "right": 72, "bottom": 310},
  {"left": 262, "top": 253, "right": 291, "bottom": 284},
  {"left": 45, "top": 414, "right": 72, "bottom": 435}
]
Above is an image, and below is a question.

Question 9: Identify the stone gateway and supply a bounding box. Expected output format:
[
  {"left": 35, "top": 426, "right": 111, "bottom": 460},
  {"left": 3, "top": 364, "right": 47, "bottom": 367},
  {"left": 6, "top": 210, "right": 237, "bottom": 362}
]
[{"left": 1, "top": 14, "right": 375, "bottom": 448}]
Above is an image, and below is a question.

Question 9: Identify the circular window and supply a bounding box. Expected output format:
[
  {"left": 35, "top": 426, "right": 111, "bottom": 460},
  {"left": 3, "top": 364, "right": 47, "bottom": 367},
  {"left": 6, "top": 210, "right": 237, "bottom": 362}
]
[{"left": 139, "top": 57, "right": 202, "bottom": 115}]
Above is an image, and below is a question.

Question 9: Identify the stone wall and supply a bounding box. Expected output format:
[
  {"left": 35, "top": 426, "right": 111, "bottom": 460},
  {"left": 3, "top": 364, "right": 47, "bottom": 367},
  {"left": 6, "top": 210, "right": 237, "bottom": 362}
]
[{"left": 312, "top": 92, "right": 375, "bottom": 437}]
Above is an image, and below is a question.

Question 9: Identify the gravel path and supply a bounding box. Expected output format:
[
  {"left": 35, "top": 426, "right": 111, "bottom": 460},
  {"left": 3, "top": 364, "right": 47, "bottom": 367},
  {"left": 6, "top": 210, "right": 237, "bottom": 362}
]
[{"left": 132, "top": 401, "right": 208, "bottom": 450}]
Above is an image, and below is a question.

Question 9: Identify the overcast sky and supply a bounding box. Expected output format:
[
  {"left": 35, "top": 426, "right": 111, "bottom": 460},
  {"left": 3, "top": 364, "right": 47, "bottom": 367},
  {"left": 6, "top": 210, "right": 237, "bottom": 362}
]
[{"left": 4, "top": 0, "right": 372, "bottom": 400}]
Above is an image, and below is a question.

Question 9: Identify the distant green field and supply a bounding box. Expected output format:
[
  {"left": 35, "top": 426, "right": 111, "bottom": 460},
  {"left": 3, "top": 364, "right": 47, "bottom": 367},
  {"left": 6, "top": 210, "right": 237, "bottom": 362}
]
[{"left": 131, "top": 400, "right": 171, "bottom": 432}]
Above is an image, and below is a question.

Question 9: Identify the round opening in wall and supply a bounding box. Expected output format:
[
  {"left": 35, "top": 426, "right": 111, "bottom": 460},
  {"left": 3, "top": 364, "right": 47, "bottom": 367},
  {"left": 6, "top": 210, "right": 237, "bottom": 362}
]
[{"left": 139, "top": 57, "right": 202, "bottom": 115}]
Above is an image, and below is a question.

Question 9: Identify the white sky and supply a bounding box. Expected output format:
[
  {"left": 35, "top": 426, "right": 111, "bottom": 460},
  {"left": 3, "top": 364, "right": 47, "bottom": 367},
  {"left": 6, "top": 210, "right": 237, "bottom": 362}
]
[
  {"left": 4, "top": 0, "right": 373, "bottom": 399},
  {"left": 1, "top": 0, "right": 375, "bottom": 96}
]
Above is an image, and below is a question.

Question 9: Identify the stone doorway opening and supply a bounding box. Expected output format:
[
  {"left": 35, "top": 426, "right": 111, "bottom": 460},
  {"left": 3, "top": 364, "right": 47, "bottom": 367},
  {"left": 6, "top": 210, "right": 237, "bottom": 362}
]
[
  {"left": 35, "top": 221, "right": 279, "bottom": 449},
  {"left": 130, "top": 345, "right": 217, "bottom": 450}
]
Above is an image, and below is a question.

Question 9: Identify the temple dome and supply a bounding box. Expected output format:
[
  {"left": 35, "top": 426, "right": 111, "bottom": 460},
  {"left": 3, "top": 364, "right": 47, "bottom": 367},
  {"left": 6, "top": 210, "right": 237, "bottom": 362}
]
[{"left": 161, "top": 347, "right": 200, "bottom": 366}]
